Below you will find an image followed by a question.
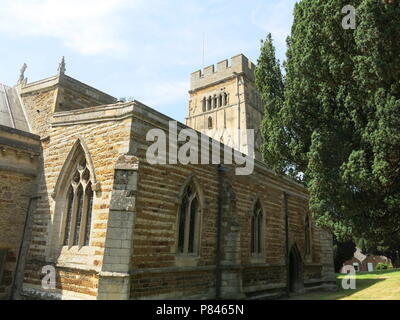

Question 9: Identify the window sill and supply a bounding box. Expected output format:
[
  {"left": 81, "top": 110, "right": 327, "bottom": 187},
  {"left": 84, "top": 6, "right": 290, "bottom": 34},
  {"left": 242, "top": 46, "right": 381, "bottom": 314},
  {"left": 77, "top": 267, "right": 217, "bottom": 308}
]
[
  {"left": 250, "top": 254, "right": 265, "bottom": 264},
  {"left": 54, "top": 261, "right": 101, "bottom": 273},
  {"left": 60, "top": 245, "right": 93, "bottom": 254},
  {"left": 47, "top": 245, "right": 99, "bottom": 268},
  {"left": 175, "top": 255, "right": 200, "bottom": 267}
]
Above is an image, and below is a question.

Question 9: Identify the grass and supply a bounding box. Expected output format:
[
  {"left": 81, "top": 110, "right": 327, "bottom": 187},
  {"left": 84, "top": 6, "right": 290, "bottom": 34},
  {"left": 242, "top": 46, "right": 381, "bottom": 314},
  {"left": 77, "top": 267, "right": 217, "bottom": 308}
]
[{"left": 288, "top": 269, "right": 400, "bottom": 300}]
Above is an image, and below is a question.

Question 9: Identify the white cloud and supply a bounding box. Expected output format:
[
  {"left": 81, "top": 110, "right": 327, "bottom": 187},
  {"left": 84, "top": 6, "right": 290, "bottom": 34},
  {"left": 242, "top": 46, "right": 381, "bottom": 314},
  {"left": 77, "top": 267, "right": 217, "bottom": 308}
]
[
  {"left": 0, "top": 0, "right": 296, "bottom": 121},
  {"left": 0, "top": 0, "right": 140, "bottom": 55}
]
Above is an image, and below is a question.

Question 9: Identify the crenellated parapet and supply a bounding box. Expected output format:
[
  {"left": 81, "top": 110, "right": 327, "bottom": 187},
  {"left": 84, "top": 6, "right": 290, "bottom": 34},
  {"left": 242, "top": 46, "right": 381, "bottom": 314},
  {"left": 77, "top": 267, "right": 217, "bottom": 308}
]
[{"left": 190, "top": 54, "right": 256, "bottom": 92}]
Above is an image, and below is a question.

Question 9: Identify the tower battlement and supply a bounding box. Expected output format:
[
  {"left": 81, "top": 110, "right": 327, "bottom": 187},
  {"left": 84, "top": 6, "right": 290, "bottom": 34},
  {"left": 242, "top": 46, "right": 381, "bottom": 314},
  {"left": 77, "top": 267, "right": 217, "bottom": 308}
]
[{"left": 190, "top": 54, "right": 256, "bottom": 92}]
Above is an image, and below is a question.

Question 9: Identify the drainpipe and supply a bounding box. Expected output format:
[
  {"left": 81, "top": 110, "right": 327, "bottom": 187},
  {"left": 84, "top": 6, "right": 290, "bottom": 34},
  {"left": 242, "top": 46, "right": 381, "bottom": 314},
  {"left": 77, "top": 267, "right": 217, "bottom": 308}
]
[
  {"left": 11, "top": 195, "right": 40, "bottom": 299},
  {"left": 215, "top": 165, "right": 228, "bottom": 299},
  {"left": 283, "top": 192, "right": 290, "bottom": 296}
]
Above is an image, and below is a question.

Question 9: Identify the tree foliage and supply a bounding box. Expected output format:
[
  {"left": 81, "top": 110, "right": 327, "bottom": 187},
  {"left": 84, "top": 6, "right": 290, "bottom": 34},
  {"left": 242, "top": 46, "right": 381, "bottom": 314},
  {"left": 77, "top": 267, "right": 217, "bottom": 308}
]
[
  {"left": 254, "top": 34, "right": 288, "bottom": 175},
  {"left": 255, "top": 0, "right": 400, "bottom": 252}
]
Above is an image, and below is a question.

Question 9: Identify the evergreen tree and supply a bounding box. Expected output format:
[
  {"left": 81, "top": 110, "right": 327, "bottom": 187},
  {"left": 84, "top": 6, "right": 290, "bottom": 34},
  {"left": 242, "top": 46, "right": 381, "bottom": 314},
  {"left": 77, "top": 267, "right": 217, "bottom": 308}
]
[
  {"left": 254, "top": 34, "right": 288, "bottom": 176},
  {"left": 256, "top": 0, "right": 400, "bottom": 260}
]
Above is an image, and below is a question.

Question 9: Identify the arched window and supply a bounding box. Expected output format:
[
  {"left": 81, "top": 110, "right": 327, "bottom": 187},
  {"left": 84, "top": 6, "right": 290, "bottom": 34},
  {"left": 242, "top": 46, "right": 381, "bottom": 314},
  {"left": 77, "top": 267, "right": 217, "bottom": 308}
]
[
  {"left": 251, "top": 200, "right": 263, "bottom": 255},
  {"left": 208, "top": 116, "right": 213, "bottom": 129},
  {"left": 60, "top": 151, "right": 95, "bottom": 248},
  {"left": 178, "top": 183, "right": 200, "bottom": 255},
  {"left": 202, "top": 97, "right": 206, "bottom": 112},
  {"left": 305, "top": 215, "right": 311, "bottom": 255},
  {"left": 49, "top": 139, "right": 98, "bottom": 259},
  {"left": 223, "top": 92, "right": 228, "bottom": 106},
  {"left": 51, "top": 146, "right": 96, "bottom": 250},
  {"left": 213, "top": 95, "right": 218, "bottom": 109},
  {"left": 219, "top": 94, "right": 223, "bottom": 107},
  {"left": 207, "top": 96, "right": 212, "bottom": 111}
]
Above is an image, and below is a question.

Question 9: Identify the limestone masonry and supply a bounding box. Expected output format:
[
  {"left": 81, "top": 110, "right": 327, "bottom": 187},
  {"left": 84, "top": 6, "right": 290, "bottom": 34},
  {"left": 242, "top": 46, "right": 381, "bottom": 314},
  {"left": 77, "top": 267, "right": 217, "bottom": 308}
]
[
  {"left": 0, "top": 55, "right": 335, "bottom": 300},
  {"left": 186, "top": 54, "right": 264, "bottom": 160}
]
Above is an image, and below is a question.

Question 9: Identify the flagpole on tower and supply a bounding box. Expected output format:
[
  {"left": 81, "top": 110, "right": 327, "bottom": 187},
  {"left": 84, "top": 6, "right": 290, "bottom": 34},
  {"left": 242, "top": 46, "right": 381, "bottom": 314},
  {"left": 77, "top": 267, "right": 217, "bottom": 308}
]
[{"left": 202, "top": 32, "right": 205, "bottom": 70}]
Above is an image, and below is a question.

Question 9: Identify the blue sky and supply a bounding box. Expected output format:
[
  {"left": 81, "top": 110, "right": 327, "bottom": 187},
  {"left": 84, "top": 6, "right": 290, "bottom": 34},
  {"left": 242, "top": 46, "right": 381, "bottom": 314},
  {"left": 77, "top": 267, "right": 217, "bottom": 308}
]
[{"left": 0, "top": 0, "right": 297, "bottom": 122}]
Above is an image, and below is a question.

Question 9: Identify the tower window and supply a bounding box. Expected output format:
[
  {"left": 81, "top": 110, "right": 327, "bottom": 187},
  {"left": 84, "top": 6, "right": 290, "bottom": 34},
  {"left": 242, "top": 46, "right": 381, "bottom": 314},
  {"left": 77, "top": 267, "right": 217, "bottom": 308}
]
[
  {"left": 223, "top": 92, "right": 228, "bottom": 106},
  {"left": 213, "top": 95, "right": 218, "bottom": 109},
  {"left": 202, "top": 97, "right": 206, "bottom": 112},
  {"left": 208, "top": 116, "right": 213, "bottom": 129},
  {"left": 219, "top": 94, "right": 223, "bottom": 107},
  {"left": 207, "top": 96, "right": 212, "bottom": 111}
]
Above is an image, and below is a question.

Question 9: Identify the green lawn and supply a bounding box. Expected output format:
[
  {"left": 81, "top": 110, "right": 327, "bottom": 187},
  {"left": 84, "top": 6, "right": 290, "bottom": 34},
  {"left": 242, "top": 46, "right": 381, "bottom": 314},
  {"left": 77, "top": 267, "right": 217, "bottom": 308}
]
[{"left": 289, "top": 269, "right": 400, "bottom": 300}]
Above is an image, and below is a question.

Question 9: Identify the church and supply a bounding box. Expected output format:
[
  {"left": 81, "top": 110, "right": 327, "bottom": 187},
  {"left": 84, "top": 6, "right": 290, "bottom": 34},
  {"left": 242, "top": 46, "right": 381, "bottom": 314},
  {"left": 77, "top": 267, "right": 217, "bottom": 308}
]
[{"left": 0, "top": 54, "right": 335, "bottom": 300}]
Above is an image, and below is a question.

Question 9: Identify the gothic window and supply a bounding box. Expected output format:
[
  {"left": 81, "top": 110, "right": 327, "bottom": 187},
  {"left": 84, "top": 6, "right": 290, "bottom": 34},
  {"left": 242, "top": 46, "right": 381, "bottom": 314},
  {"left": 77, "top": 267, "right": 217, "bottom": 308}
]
[
  {"left": 207, "top": 96, "right": 212, "bottom": 111},
  {"left": 177, "top": 183, "right": 200, "bottom": 255},
  {"left": 251, "top": 200, "right": 263, "bottom": 255},
  {"left": 202, "top": 97, "right": 206, "bottom": 112},
  {"left": 62, "top": 156, "right": 94, "bottom": 248},
  {"left": 208, "top": 116, "right": 213, "bottom": 129},
  {"left": 305, "top": 215, "right": 311, "bottom": 255},
  {"left": 213, "top": 95, "right": 218, "bottom": 108},
  {"left": 219, "top": 94, "right": 223, "bottom": 107}
]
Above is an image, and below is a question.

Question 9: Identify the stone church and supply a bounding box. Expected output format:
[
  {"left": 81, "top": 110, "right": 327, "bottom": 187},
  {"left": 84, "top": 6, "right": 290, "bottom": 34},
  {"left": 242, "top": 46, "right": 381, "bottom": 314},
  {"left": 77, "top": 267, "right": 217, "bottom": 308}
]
[{"left": 0, "top": 55, "right": 335, "bottom": 300}]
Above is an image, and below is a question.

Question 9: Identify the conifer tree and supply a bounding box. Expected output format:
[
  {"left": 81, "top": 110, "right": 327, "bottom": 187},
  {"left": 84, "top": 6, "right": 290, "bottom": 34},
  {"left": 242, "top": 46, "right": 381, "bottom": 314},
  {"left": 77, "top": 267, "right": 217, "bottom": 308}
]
[{"left": 256, "top": 0, "right": 400, "bottom": 262}]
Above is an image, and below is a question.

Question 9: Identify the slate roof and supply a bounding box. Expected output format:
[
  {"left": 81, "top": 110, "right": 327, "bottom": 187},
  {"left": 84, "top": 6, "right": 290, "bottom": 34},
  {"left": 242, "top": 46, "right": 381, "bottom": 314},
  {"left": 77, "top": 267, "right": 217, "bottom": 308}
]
[{"left": 0, "top": 83, "right": 30, "bottom": 132}]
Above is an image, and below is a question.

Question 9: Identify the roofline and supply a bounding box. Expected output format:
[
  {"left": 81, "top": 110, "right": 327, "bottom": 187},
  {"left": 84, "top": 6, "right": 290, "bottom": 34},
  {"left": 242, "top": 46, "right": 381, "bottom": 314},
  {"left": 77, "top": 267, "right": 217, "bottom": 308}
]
[{"left": 50, "top": 100, "right": 307, "bottom": 192}]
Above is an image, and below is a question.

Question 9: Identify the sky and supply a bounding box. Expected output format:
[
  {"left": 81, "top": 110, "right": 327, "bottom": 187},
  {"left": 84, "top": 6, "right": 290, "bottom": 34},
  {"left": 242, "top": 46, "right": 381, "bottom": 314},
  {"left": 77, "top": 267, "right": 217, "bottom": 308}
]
[{"left": 0, "top": 0, "right": 297, "bottom": 123}]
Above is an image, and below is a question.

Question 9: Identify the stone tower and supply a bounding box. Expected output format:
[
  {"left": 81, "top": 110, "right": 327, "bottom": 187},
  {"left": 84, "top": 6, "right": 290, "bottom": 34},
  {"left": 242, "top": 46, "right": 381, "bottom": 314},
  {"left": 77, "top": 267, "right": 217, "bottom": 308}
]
[{"left": 186, "top": 54, "right": 264, "bottom": 160}]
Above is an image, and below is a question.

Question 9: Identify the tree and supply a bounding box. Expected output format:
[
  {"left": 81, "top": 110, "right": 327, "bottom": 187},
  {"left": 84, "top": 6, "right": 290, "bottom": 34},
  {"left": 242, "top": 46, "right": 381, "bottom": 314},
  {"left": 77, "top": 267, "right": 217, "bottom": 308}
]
[
  {"left": 254, "top": 34, "right": 289, "bottom": 176},
  {"left": 256, "top": 0, "right": 400, "bottom": 249}
]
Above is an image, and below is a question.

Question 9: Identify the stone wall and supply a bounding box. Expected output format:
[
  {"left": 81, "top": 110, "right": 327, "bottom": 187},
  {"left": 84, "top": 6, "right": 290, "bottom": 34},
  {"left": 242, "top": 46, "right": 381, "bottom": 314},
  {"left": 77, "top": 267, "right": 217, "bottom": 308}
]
[
  {"left": 0, "top": 170, "right": 36, "bottom": 299},
  {"left": 128, "top": 102, "right": 334, "bottom": 299},
  {"left": 20, "top": 82, "right": 58, "bottom": 138},
  {"left": 14, "top": 95, "right": 335, "bottom": 300},
  {"left": 56, "top": 75, "right": 117, "bottom": 112},
  {"left": 0, "top": 126, "right": 40, "bottom": 299},
  {"left": 19, "top": 73, "right": 117, "bottom": 138},
  {"left": 21, "top": 104, "right": 133, "bottom": 300}
]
